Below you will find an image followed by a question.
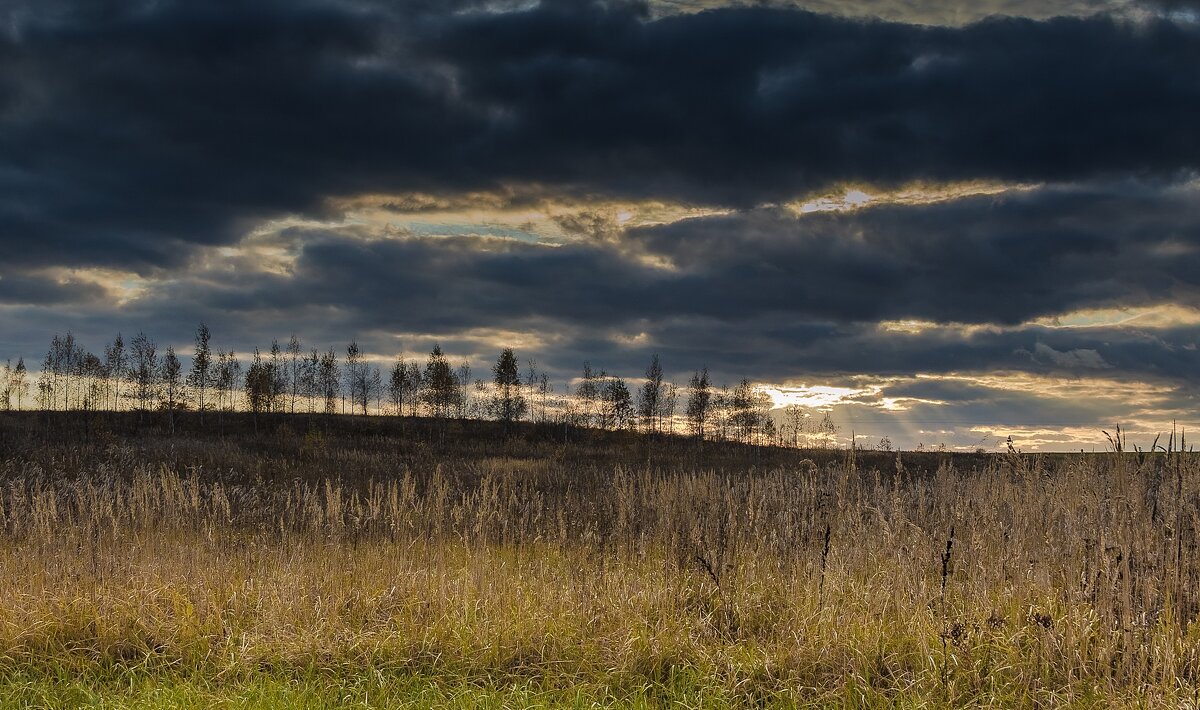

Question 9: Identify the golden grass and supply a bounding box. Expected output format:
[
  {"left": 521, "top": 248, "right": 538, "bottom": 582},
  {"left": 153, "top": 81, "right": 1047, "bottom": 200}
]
[{"left": 1, "top": 427, "right": 1199, "bottom": 706}]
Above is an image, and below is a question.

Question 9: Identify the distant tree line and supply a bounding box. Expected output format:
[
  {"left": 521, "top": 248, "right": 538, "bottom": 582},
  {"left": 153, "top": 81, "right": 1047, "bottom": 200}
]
[{"left": 2, "top": 325, "right": 843, "bottom": 447}]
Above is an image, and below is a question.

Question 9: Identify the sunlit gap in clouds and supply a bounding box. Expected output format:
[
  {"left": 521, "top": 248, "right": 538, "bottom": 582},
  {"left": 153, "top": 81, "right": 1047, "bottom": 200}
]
[
  {"left": 328, "top": 191, "right": 733, "bottom": 245},
  {"left": 747, "top": 370, "right": 1197, "bottom": 453},
  {"left": 760, "top": 383, "right": 878, "bottom": 410},
  {"left": 784, "top": 180, "right": 1036, "bottom": 215}
]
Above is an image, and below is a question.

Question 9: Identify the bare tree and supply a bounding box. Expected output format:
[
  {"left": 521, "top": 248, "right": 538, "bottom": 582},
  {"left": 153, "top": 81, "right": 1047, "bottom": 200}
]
[
  {"left": 214, "top": 350, "right": 241, "bottom": 411},
  {"left": 354, "top": 362, "right": 378, "bottom": 415},
  {"left": 269, "top": 340, "right": 287, "bottom": 412},
  {"left": 601, "top": 376, "right": 633, "bottom": 430},
  {"left": 287, "top": 334, "right": 302, "bottom": 413},
  {"left": 319, "top": 348, "right": 339, "bottom": 414},
  {"left": 41, "top": 333, "right": 83, "bottom": 410},
  {"left": 713, "top": 384, "right": 731, "bottom": 441},
  {"left": 471, "top": 378, "right": 488, "bottom": 419},
  {"left": 659, "top": 381, "right": 678, "bottom": 435},
  {"left": 489, "top": 348, "right": 527, "bottom": 429},
  {"left": 104, "top": 334, "right": 126, "bottom": 411},
  {"left": 188, "top": 323, "right": 212, "bottom": 414},
  {"left": 12, "top": 357, "right": 26, "bottom": 411},
  {"left": 730, "top": 378, "right": 757, "bottom": 443},
  {"left": 388, "top": 353, "right": 404, "bottom": 415},
  {"left": 686, "top": 368, "right": 712, "bottom": 440},
  {"left": 537, "top": 372, "right": 552, "bottom": 423},
  {"left": 344, "top": 341, "right": 360, "bottom": 413},
  {"left": 369, "top": 365, "right": 383, "bottom": 414},
  {"left": 51, "top": 333, "right": 69, "bottom": 410},
  {"left": 39, "top": 337, "right": 57, "bottom": 410},
  {"left": 345, "top": 340, "right": 370, "bottom": 415},
  {"left": 301, "top": 349, "right": 320, "bottom": 413},
  {"left": 404, "top": 363, "right": 423, "bottom": 415},
  {"left": 637, "top": 354, "right": 664, "bottom": 434},
  {"left": 575, "top": 363, "right": 600, "bottom": 427},
  {"left": 36, "top": 353, "right": 52, "bottom": 410},
  {"left": 783, "top": 405, "right": 806, "bottom": 448},
  {"left": 245, "top": 348, "right": 273, "bottom": 415},
  {"left": 80, "top": 352, "right": 104, "bottom": 410},
  {"left": 455, "top": 361, "right": 472, "bottom": 418},
  {"left": 56, "top": 332, "right": 85, "bottom": 410},
  {"left": 388, "top": 353, "right": 421, "bottom": 417},
  {"left": 1, "top": 360, "right": 10, "bottom": 411},
  {"left": 762, "top": 413, "right": 779, "bottom": 447},
  {"left": 128, "top": 332, "right": 159, "bottom": 413},
  {"left": 421, "top": 344, "right": 458, "bottom": 419},
  {"left": 160, "top": 346, "right": 185, "bottom": 433},
  {"left": 524, "top": 359, "right": 538, "bottom": 422},
  {"left": 820, "top": 412, "right": 838, "bottom": 449}
]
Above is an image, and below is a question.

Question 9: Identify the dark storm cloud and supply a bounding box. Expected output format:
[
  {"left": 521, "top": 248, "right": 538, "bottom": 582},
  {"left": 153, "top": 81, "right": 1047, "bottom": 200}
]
[
  {"left": 225, "top": 182, "right": 1200, "bottom": 334},
  {"left": 632, "top": 181, "right": 1200, "bottom": 325},
  {"left": 425, "top": 5, "right": 1200, "bottom": 199},
  {"left": 2, "top": 0, "right": 1200, "bottom": 268},
  {"left": 633, "top": 316, "right": 1200, "bottom": 385},
  {"left": 0, "top": 271, "right": 108, "bottom": 306},
  {"left": 1135, "top": 0, "right": 1200, "bottom": 9},
  {"left": 73, "top": 180, "right": 1189, "bottom": 386},
  {"left": 203, "top": 233, "right": 664, "bottom": 332},
  {"left": 0, "top": 0, "right": 478, "bottom": 269},
  {"left": 654, "top": 0, "right": 1123, "bottom": 25}
]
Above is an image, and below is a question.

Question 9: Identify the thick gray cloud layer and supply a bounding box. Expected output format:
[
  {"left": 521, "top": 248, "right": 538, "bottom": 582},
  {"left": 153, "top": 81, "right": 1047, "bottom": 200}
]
[
  {"left": 627, "top": 183, "right": 1200, "bottom": 325},
  {"left": 123, "top": 181, "right": 1194, "bottom": 340},
  {"left": 8, "top": 180, "right": 1196, "bottom": 387},
  {"left": 1, "top": 1, "right": 1199, "bottom": 268}
]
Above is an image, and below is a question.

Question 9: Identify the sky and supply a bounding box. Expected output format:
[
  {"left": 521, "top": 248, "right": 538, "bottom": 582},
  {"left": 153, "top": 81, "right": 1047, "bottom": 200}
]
[{"left": 2, "top": 0, "right": 1199, "bottom": 451}]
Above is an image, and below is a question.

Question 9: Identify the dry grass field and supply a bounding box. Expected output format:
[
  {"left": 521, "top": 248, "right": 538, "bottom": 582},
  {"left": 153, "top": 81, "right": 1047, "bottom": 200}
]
[{"left": 0, "top": 412, "right": 1198, "bottom": 707}]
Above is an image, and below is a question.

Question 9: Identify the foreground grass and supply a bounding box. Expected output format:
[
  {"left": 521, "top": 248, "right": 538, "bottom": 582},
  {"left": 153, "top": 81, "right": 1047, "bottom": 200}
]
[
  {"left": 1, "top": 667, "right": 747, "bottom": 710},
  {"left": 2, "top": 418, "right": 1200, "bottom": 706},
  {"left": 0, "top": 672, "right": 887, "bottom": 709},
  {"left": 1, "top": 664, "right": 1193, "bottom": 709}
]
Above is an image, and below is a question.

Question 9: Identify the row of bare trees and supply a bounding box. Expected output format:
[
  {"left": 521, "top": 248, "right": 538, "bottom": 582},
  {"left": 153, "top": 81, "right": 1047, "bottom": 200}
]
[{"left": 4, "top": 325, "right": 842, "bottom": 446}]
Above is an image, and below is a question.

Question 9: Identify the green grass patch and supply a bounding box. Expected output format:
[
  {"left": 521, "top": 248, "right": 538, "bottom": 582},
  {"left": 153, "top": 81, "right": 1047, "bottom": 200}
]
[{"left": 0, "top": 665, "right": 786, "bottom": 710}]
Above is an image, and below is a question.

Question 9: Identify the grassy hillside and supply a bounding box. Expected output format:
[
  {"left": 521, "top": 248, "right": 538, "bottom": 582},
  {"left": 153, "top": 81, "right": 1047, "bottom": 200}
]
[{"left": 0, "top": 412, "right": 1195, "bottom": 707}]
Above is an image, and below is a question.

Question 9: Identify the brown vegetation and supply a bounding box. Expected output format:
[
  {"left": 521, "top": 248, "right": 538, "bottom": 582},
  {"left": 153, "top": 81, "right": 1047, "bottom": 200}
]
[{"left": 0, "top": 412, "right": 1196, "bottom": 705}]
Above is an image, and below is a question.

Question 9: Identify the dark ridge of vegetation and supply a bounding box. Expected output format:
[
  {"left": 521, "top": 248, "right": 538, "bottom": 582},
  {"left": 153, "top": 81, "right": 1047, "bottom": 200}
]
[{"left": 0, "top": 409, "right": 994, "bottom": 484}]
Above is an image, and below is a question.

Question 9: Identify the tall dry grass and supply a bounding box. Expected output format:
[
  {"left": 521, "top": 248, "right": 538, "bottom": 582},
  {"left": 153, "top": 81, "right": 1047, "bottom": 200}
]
[{"left": 0, "top": 418, "right": 1198, "bottom": 705}]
